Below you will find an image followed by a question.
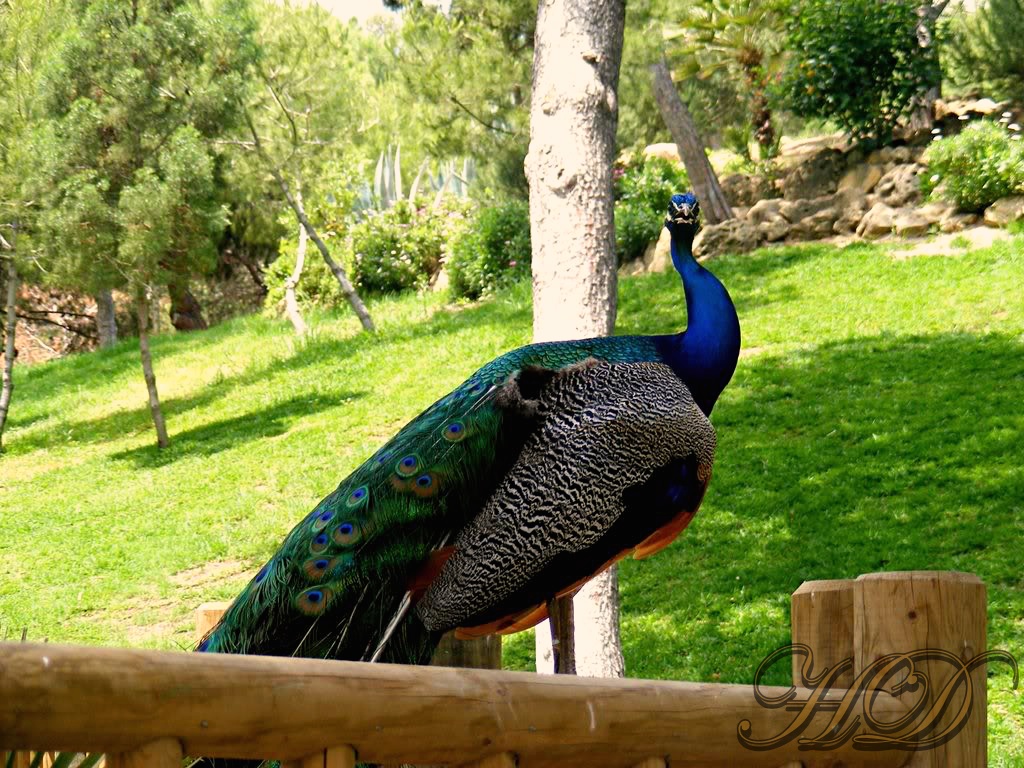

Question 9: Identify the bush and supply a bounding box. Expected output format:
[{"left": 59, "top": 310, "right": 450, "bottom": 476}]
[
  {"left": 349, "top": 202, "right": 445, "bottom": 294},
  {"left": 264, "top": 234, "right": 349, "bottom": 313},
  {"left": 924, "top": 121, "right": 1024, "bottom": 212},
  {"left": 447, "top": 200, "right": 531, "bottom": 299},
  {"left": 779, "top": 0, "right": 939, "bottom": 143},
  {"left": 614, "top": 155, "right": 689, "bottom": 262}
]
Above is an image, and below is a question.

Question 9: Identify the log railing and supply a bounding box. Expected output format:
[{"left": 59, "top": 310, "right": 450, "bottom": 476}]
[{"left": 0, "top": 571, "right": 989, "bottom": 767}]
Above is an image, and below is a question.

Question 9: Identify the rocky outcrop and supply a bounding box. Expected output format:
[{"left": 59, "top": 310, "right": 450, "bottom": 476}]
[
  {"left": 781, "top": 148, "right": 847, "bottom": 200},
  {"left": 721, "top": 173, "right": 778, "bottom": 207},
  {"left": 874, "top": 164, "right": 925, "bottom": 208},
  {"left": 857, "top": 203, "right": 897, "bottom": 239},
  {"left": 983, "top": 196, "right": 1024, "bottom": 227},
  {"left": 693, "top": 218, "right": 764, "bottom": 259}
]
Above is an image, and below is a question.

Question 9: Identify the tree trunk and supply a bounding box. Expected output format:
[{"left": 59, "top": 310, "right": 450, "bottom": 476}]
[
  {"left": 243, "top": 112, "right": 375, "bottom": 333},
  {"left": 525, "top": 0, "right": 626, "bottom": 679},
  {"left": 167, "top": 282, "right": 208, "bottom": 332},
  {"left": 650, "top": 57, "right": 734, "bottom": 224},
  {"left": 0, "top": 257, "right": 19, "bottom": 453},
  {"left": 906, "top": 2, "right": 950, "bottom": 137},
  {"left": 284, "top": 194, "right": 309, "bottom": 336},
  {"left": 94, "top": 289, "right": 118, "bottom": 348},
  {"left": 136, "top": 291, "right": 169, "bottom": 449}
]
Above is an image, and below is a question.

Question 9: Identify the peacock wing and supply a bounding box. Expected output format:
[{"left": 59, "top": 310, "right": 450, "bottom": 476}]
[{"left": 415, "top": 360, "right": 716, "bottom": 636}]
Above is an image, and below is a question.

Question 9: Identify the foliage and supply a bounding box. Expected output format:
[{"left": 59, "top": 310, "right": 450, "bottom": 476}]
[
  {"left": 664, "top": 0, "right": 786, "bottom": 157},
  {"left": 447, "top": 200, "right": 531, "bottom": 299},
  {"left": 941, "top": 0, "right": 1024, "bottom": 102},
  {"left": 613, "top": 156, "right": 689, "bottom": 262},
  {"left": 3, "top": 239, "right": 1024, "bottom": 760},
  {"left": 349, "top": 199, "right": 472, "bottom": 295},
  {"left": 779, "top": 0, "right": 939, "bottom": 144},
  {"left": 923, "top": 121, "right": 1024, "bottom": 212}
]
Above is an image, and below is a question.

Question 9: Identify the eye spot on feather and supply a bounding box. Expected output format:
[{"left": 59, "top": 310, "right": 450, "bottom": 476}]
[
  {"left": 333, "top": 521, "right": 361, "bottom": 546},
  {"left": 295, "top": 587, "right": 332, "bottom": 615},
  {"left": 412, "top": 472, "right": 440, "bottom": 498},
  {"left": 254, "top": 564, "right": 270, "bottom": 583},
  {"left": 310, "top": 532, "right": 330, "bottom": 554},
  {"left": 197, "top": 638, "right": 211, "bottom": 652},
  {"left": 442, "top": 421, "right": 467, "bottom": 442},
  {"left": 396, "top": 454, "right": 419, "bottom": 477},
  {"left": 347, "top": 486, "right": 368, "bottom": 506},
  {"left": 375, "top": 449, "right": 394, "bottom": 465},
  {"left": 304, "top": 557, "right": 332, "bottom": 580},
  {"left": 311, "top": 509, "right": 334, "bottom": 531},
  {"left": 466, "top": 381, "right": 485, "bottom": 395}
]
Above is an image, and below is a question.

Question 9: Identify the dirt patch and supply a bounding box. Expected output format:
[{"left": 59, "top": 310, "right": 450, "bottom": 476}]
[
  {"left": 891, "top": 225, "right": 1012, "bottom": 259},
  {"left": 170, "top": 559, "right": 251, "bottom": 589}
]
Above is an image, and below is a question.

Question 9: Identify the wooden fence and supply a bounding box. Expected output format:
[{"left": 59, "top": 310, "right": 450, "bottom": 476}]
[{"left": 0, "top": 571, "right": 989, "bottom": 767}]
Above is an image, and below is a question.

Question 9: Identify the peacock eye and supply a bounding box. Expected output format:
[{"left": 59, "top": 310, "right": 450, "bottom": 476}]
[
  {"left": 339, "top": 522, "right": 355, "bottom": 536},
  {"left": 416, "top": 474, "right": 432, "bottom": 487}
]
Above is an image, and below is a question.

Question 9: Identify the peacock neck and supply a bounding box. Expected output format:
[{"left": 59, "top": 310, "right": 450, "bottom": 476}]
[{"left": 656, "top": 228, "right": 741, "bottom": 416}]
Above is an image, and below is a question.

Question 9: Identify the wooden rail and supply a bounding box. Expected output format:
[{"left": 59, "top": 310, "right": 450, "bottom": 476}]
[{"left": 0, "top": 571, "right": 988, "bottom": 767}]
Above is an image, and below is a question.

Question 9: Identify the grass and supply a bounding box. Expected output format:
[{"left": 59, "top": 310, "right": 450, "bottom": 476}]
[{"left": 2, "top": 238, "right": 1023, "bottom": 762}]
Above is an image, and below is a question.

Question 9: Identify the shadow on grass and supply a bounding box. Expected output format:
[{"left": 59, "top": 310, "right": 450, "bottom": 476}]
[
  {"left": 619, "top": 330, "right": 1024, "bottom": 685},
  {"left": 111, "top": 391, "right": 360, "bottom": 468},
  {"left": 8, "top": 290, "right": 532, "bottom": 456}
]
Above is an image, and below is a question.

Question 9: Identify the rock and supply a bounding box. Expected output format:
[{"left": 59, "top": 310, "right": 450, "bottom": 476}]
[
  {"left": 781, "top": 148, "right": 847, "bottom": 200},
  {"left": 838, "top": 164, "right": 884, "bottom": 194},
  {"left": 890, "top": 146, "right": 913, "bottom": 164},
  {"left": 643, "top": 227, "right": 672, "bottom": 272},
  {"left": 832, "top": 190, "right": 869, "bottom": 234},
  {"left": 867, "top": 147, "right": 893, "bottom": 165},
  {"left": 934, "top": 97, "right": 1002, "bottom": 122},
  {"left": 917, "top": 200, "right": 956, "bottom": 226},
  {"left": 747, "top": 198, "right": 785, "bottom": 226},
  {"left": 618, "top": 257, "right": 648, "bottom": 278},
  {"left": 940, "top": 212, "right": 980, "bottom": 233},
  {"left": 431, "top": 268, "right": 450, "bottom": 292},
  {"left": 893, "top": 209, "right": 930, "bottom": 237},
  {"left": 758, "top": 217, "right": 790, "bottom": 242},
  {"left": 857, "top": 202, "right": 897, "bottom": 238},
  {"left": 875, "top": 164, "right": 924, "bottom": 208},
  {"left": 788, "top": 207, "right": 838, "bottom": 240},
  {"left": 693, "top": 218, "right": 764, "bottom": 259},
  {"left": 983, "top": 196, "right": 1024, "bottom": 227},
  {"left": 721, "top": 173, "right": 778, "bottom": 207},
  {"left": 779, "top": 195, "right": 835, "bottom": 223},
  {"left": 642, "top": 143, "right": 682, "bottom": 164}
]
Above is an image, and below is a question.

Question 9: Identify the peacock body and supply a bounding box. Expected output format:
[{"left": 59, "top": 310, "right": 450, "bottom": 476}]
[{"left": 199, "top": 193, "right": 740, "bottom": 668}]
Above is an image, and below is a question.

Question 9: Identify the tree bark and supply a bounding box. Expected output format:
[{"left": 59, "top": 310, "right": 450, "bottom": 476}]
[
  {"left": 906, "top": 1, "right": 950, "bottom": 137},
  {"left": 94, "top": 288, "right": 118, "bottom": 348},
  {"left": 0, "top": 256, "right": 19, "bottom": 453},
  {"left": 284, "top": 193, "right": 309, "bottom": 336},
  {"left": 650, "top": 57, "right": 734, "bottom": 224},
  {"left": 136, "top": 291, "right": 169, "bottom": 449},
  {"left": 546, "top": 596, "right": 576, "bottom": 674},
  {"left": 167, "top": 283, "right": 208, "bottom": 332},
  {"left": 243, "top": 112, "right": 375, "bottom": 333},
  {"left": 525, "top": 0, "right": 626, "bottom": 679}
]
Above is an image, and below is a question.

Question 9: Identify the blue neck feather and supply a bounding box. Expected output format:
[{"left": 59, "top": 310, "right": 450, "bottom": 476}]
[{"left": 654, "top": 224, "right": 741, "bottom": 416}]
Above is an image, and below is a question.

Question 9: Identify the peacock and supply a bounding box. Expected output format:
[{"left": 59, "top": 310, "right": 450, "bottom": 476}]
[{"left": 198, "top": 192, "right": 741, "bottom": 669}]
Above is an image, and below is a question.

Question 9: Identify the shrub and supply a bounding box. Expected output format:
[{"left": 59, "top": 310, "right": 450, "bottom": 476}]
[
  {"left": 264, "top": 234, "right": 350, "bottom": 313},
  {"left": 447, "top": 200, "right": 531, "bottom": 299},
  {"left": 614, "top": 155, "right": 689, "bottom": 262},
  {"left": 924, "top": 121, "right": 1024, "bottom": 212},
  {"left": 350, "top": 199, "right": 472, "bottom": 295},
  {"left": 779, "top": 0, "right": 939, "bottom": 143}
]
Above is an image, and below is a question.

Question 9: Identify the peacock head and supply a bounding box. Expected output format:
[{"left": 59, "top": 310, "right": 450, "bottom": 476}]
[{"left": 666, "top": 193, "right": 701, "bottom": 237}]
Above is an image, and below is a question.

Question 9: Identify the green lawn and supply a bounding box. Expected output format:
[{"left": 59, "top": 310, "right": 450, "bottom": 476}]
[{"left": 1, "top": 238, "right": 1022, "bottom": 762}]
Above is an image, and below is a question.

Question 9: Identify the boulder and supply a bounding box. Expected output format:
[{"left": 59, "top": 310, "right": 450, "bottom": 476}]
[
  {"left": 643, "top": 227, "right": 672, "bottom": 272},
  {"left": 758, "top": 217, "right": 790, "bottom": 242},
  {"left": 721, "top": 173, "right": 778, "bottom": 207},
  {"left": 788, "top": 207, "right": 838, "bottom": 241},
  {"left": 917, "top": 200, "right": 957, "bottom": 226},
  {"left": 838, "top": 163, "right": 883, "bottom": 194},
  {"left": 781, "top": 148, "right": 847, "bottom": 200},
  {"left": 779, "top": 195, "right": 835, "bottom": 223},
  {"left": 857, "top": 202, "right": 897, "bottom": 238},
  {"left": 693, "top": 218, "right": 764, "bottom": 259},
  {"left": 832, "top": 191, "right": 870, "bottom": 234},
  {"left": 983, "top": 196, "right": 1024, "bottom": 227},
  {"left": 747, "top": 198, "right": 785, "bottom": 226},
  {"left": 893, "top": 209, "right": 931, "bottom": 237},
  {"left": 940, "top": 212, "right": 980, "bottom": 233},
  {"left": 875, "top": 164, "right": 925, "bottom": 208},
  {"left": 642, "top": 143, "right": 682, "bottom": 164}
]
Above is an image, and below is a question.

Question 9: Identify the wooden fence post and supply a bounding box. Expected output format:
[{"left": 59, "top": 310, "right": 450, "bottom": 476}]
[
  {"left": 196, "top": 601, "right": 232, "bottom": 642},
  {"left": 854, "top": 571, "right": 986, "bottom": 767},
  {"left": 431, "top": 633, "right": 502, "bottom": 670},
  {"left": 791, "top": 579, "right": 856, "bottom": 689}
]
